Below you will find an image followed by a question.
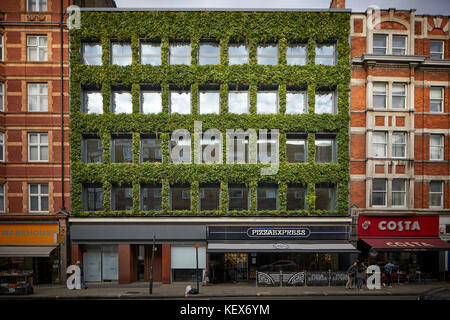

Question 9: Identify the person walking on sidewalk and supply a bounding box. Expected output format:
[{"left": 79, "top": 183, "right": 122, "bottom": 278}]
[
  {"left": 76, "top": 260, "right": 88, "bottom": 289},
  {"left": 356, "top": 260, "right": 367, "bottom": 291},
  {"left": 345, "top": 261, "right": 357, "bottom": 289},
  {"left": 383, "top": 261, "right": 395, "bottom": 288}
]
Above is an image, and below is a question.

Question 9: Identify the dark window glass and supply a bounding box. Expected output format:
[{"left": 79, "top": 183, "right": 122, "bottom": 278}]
[
  {"left": 141, "top": 185, "right": 162, "bottom": 211},
  {"left": 199, "top": 185, "right": 220, "bottom": 211},
  {"left": 83, "top": 136, "right": 102, "bottom": 163},
  {"left": 141, "top": 138, "right": 162, "bottom": 162},
  {"left": 170, "top": 186, "right": 191, "bottom": 210},
  {"left": 112, "top": 185, "right": 133, "bottom": 210},
  {"left": 83, "top": 184, "right": 103, "bottom": 211},
  {"left": 112, "top": 135, "right": 132, "bottom": 163},
  {"left": 315, "top": 183, "right": 336, "bottom": 211},
  {"left": 286, "top": 136, "right": 307, "bottom": 163},
  {"left": 315, "top": 138, "right": 336, "bottom": 163},
  {"left": 228, "top": 184, "right": 249, "bottom": 211},
  {"left": 257, "top": 185, "right": 278, "bottom": 210},
  {"left": 287, "top": 185, "right": 306, "bottom": 210}
]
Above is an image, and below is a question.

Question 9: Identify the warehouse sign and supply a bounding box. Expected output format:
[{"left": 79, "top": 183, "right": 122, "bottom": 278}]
[{"left": 0, "top": 224, "right": 59, "bottom": 245}]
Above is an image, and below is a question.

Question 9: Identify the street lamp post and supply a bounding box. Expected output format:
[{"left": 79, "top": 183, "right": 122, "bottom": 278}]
[{"left": 194, "top": 244, "right": 199, "bottom": 293}]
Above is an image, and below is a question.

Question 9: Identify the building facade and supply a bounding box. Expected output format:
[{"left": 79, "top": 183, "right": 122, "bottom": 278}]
[
  {"left": 68, "top": 8, "right": 355, "bottom": 284},
  {"left": 350, "top": 8, "right": 450, "bottom": 280}
]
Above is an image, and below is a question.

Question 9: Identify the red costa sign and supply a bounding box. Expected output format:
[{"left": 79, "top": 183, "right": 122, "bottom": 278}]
[{"left": 358, "top": 216, "right": 439, "bottom": 237}]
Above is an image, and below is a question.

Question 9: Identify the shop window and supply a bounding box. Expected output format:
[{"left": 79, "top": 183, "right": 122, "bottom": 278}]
[
  {"left": 111, "top": 134, "right": 133, "bottom": 163},
  {"left": 27, "top": 0, "right": 47, "bottom": 11},
  {"left": 171, "top": 246, "right": 206, "bottom": 282},
  {"left": 111, "top": 41, "right": 132, "bottom": 66},
  {"left": 372, "top": 179, "right": 387, "bottom": 207},
  {"left": 392, "top": 132, "right": 406, "bottom": 158},
  {"left": 315, "top": 135, "right": 336, "bottom": 163},
  {"left": 287, "top": 184, "right": 306, "bottom": 210},
  {"left": 257, "top": 43, "right": 278, "bottom": 65},
  {"left": 430, "top": 41, "right": 444, "bottom": 60},
  {"left": 29, "top": 183, "right": 48, "bottom": 212},
  {"left": 199, "top": 42, "right": 220, "bottom": 65},
  {"left": 28, "top": 133, "right": 48, "bottom": 162},
  {"left": 430, "top": 134, "right": 444, "bottom": 160},
  {"left": 429, "top": 181, "right": 443, "bottom": 207},
  {"left": 27, "top": 83, "right": 48, "bottom": 112},
  {"left": 315, "top": 43, "right": 336, "bottom": 65},
  {"left": 82, "top": 183, "right": 104, "bottom": 211},
  {"left": 169, "top": 41, "right": 191, "bottom": 65},
  {"left": 0, "top": 132, "right": 4, "bottom": 162},
  {"left": 169, "top": 132, "right": 191, "bottom": 163},
  {"left": 140, "top": 40, "right": 161, "bottom": 65},
  {"left": 228, "top": 184, "right": 249, "bottom": 211},
  {"left": 140, "top": 134, "right": 162, "bottom": 163},
  {"left": 27, "top": 35, "right": 47, "bottom": 62},
  {"left": 257, "top": 86, "right": 278, "bottom": 114},
  {"left": 141, "top": 184, "right": 162, "bottom": 211},
  {"left": 81, "top": 42, "right": 102, "bottom": 65},
  {"left": 170, "top": 185, "right": 191, "bottom": 210},
  {"left": 373, "top": 82, "right": 387, "bottom": 109},
  {"left": 228, "top": 85, "right": 249, "bottom": 114},
  {"left": 228, "top": 43, "right": 249, "bottom": 65},
  {"left": 0, "top": 82, "right": 4, "bottom": 111},
  {"left": 372, "top": 132, "right": 387, "bottom": 158},
  {"left": 111, "top": 87, "right": 132, "bottom": 114},
  {"left": 111, "top": 184, "right": 133, "bottom": 210},
  {"left": 315, "top": 90, "right": 336, "bottom": 114},
  {"left": 285, "top": 87, "right": 307, "bottom": 114},
  {"left": 430, "top": 87, "right": 444, "bottom": 113},
  {"left": 141, "top": 85, "right": 162, "bottom": 114},
  {"left": 315, "top": 183, "right": 336, "bottom": 211},
  {"left": 257, "top": 185, "right": 278, "bottom": 211},
  {"left": 82, "top": 134, "right": 103, "bottom": 163},
  {"left": 0, "top": 183, "right": 5, "bottom": 212},
  {"left": 82, "top": 88, "right": 103, "bottom": 114},
  {"left": 286, "top": 134, "right": 307, "bottom": 163},
  {"left": 169, "top": 86, "right": 191, "bottom": 114},
  {"left": 199, "top": 85, "right": 220, "bottom": 114},
  {"left": 199, "top": 184, "right": 220, "bottom": 211},
  {"left": 392, "top": 179, "right": 406, "bottom": 207},
  {"left": 286, "top": 43, "right": 307, "bottom": 65}
]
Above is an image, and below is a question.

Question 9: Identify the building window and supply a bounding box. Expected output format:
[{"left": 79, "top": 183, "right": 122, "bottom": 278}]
[
  {"left": 83, "top": 184, "right": 103, "bottom": 211},
  {"left": 430, "top": 41, "right": 444, "bottom": 60},
  {"left": 112, "top": 184, "right": 133, "bottom": 210},
  {"left": 372, "top": 179, "right": 386, "bottom": 206},
  {"left": 170, "top": 87, "right": 191, "bottom": 114},
  {"left": 392, "top": 132, "right": 406, "bottom": 158},
  {"left": 257, "top": 133, "right": 277, "bottom": 163},
  {"left": 392, "top": 35, "right": 407, "bottom": 55},
  {"left": 227, "top": 134, "right": 249, "bottom": 163},
  {"left": 373, "top": 82, "right": 387, "bottom": 109},
  {"left": 315, "top": 135, "right": 336, "bottom": 163},
  {"left": 199, "top": 184, "right": 220, "bottom": 211},
  {"left": 82, "top": 134, "right": 103, "bottom": 163},
  {"left": 315, "top": 90, "right": 336, "bottom": 114},
  {"left": 140, "top": 41, "right": 161, "bottom": 65},
  {"left": 27, "top": 0, "right": 47, "bottom": 11},
  {"left": 141, "top": 184, "right": 162, "bottom": 211},
  {"left": 199, "top": 85, "right": 220, "bottom": 114},
  {"left": 392, "top": 83, "right": 406, "bottom": 109},
  {"left": 228, "top": 43, "right": 249, "bottom": 65},
  {"left": 141, "top": 86, "right": 162, "bottom": 114},
  {"left": 111, "top": 134, "right": 133, "bottom": 163},
  {"left": 27, "top": 35, "right": 47, "bottom": 62},
  {"left": 0, "top": 35, "right": 3, "bottom": 62},
  {"left": 373, "top": 34, "right": 407, "bottom": 55},
  {"left": 81, "top": 42, "right": 102, "bottom": 65},
  {"left": 228, "top": 184, "right": 249, "bottom": 211},
  {"left": 286, "top": 134, "right": 307, "bottom": 163},
  {"left": 315, "top": 183, "right": 336, "bottom": 211},
  {"left": 287, "top": 184, "right": 306, "bottom": 210},
  {"left": 199, "top": 42, "right": 220, "bottom": 65},
  {"left": 228, "top": 86, "right": 249, "bottom": 114},
  {"left": 285, "top": 89, "right": 307, "bottom": 114},
  {"left": 27, "top": 83, "right": 48, "bottom": 112},
  {"left": 82, "top": 89, "right": 103, "bottom": 114},
  {"left": 140, "top": 135, "right": 162, "bottom": 163},
  {"left": 111, "top": 42, "right": 132, "bottom": 66},
  {"left": 286, "top": 44, "right": 307, "bottom": 65},
  {"left": 111, "top": 88, "right": 132, "bottom": 114},
  {"left": 169, "top": 41, "right": 191, "bottom": 65},
  {"left": 0, "top": 132, "right": 4, "bottom": 162},
  {"left": 0, "top": 83, "right": 4, "bottom": 111},
  {"left": 257, "top": 88, "right": 278, "bottom": 114},
  {"left": 315, "top": 43, "right": 336, "bottom": 65},
  {"left": 392, "top": 179, "right": 406, "bottom": 207},
  {"left": 373, "top": 34, "right": 387, "bottom": 54},
  {"left": 372, "top": 132, "right": 387, "bottom": 158},
  {"left": 28, "top": 133, "right": 48, "bottom": 162},
  {"left": 257, "top": 44, "right": 278, "bottom": 65},
  {"left": 169, "top": 134, "right": 191, "bottom": 163},
  {"left": 430, "top": 134, "right": 444, "bottom": 160},
  {"left": 430, "top": 87, "right": 444, "bottom": 113},
  {"left": 29, "top": 183, "right": 48, "bottom": 212},
  {"left": 429, "top": 181, "right": 443, "bottom": 207},
  {"left": 0, "top": 183, "right": 4, "bottom": 212},
  {"left": 170, "top": 185, "right": 191, "bottom": 210},
  {"left": 257, "top": 185, "right": 278, "bottom": 210},
  {"left": 200, "top": 135, "right": 220, "bottom": 164}
]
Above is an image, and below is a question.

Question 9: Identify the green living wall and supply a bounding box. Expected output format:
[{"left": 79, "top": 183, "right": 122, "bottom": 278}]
[{"left": 69, "top": 10, "right": 351, "bottom": 216}]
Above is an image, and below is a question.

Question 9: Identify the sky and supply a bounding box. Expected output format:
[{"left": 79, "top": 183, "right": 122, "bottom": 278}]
[{"left": 113, "top": 0, "right": 450, "bottom": 15}]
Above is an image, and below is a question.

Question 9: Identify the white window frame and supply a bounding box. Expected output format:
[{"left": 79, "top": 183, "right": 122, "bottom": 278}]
[
  {"left": 27, "top": 83, "right": 48, "bottom": 112},
  {"left": 27, "top": 35, "right": 48, "bottom": 62},
  {"left": 430, "top": 87, "right": 444, "bottom": 113},
  {"left": 372, "top": 82, "right": 387, "bottom": 109},
  {"left": 430, "top": 134, "right": 444, "bottom": 161},
  {"left": 0, "top": 183, "right": 5, "bottom": 213},
  {"left": 0, "top": 82, "right": 4, "bottom": 112},
  {"left": 372, "top": 132, "right": 387, "bottom": 158},
  {"left": 28, "top": 183, "right": 49, "bottom": 213},
  {"left": 391, "top": 83, "right": 406, "bottom": 109},
  {"left": 372, "top": 179, "right": 387, "bottom": 207},
  {"left": 27, "top": 0, "right": 47, "bottom": 11},
  {"left": 429, "top": 181, "right": 443, "bottom": 208},
  {"left": 0, "top": 132, "right": 4, "bottom": 162},
  {"left": 430, "top": 40, "right": 444, "bottom": 60},
  {"left": 391, "top": 132, "right": 406, "bottom": 159},
  {"left": 391, "top": 35, "right": 407, "bottom": 55},
  {"left": 372, "top": 33, "right": 408, "bottom": 55},
  {"left": 28, "top": 132, "right": 48, "bottom": 162},
  {"left": 372, "top": 34, "right": 387, "bottom": 54},
  {"left": 391, "top": 179, "right": 406, "bottom": 207}
]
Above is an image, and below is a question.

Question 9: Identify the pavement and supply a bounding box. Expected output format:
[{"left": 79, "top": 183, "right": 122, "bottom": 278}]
[{"left": 1, "top": 281, "right": 449, "bottom": 299}]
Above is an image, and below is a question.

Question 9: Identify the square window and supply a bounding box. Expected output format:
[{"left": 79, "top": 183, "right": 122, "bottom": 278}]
[
  {"left": 83, "top": 184, "right": 103, "bottom": 211},
  {"left": 199, "top": 90, "right": 220, "bottom": 114},
  {"left": 141, "top": 184, "right": 162, "bottom": 211},
  {"left": 141, "top": 90, "right": 162, "bottom": 114},
  {"left": 286, "top": 44, "right": 307, "bottom": 65},
  {"left": 315, "top": 43, "right": 336, "bottom": 65},
  {"left": 82, "top": 90, "right": 103, "bottom": 114},
  {"left": 285, "top": 91, "right": 307, "bottom": 114},
  {"left": 111, "top": 89, "right": 132, "bottom": 114},
  {"left": 82, "top": 43, "right": 102, "bottom": 65},
  {"left": 170, "top": 90, "right": 191, "bottom": 114},
  {"left": 430, "top": 41, "right": 444, "bottom": 60},
  {"left": 392, "top": 36, "right": 407, "bottom": 55},
  {"left": 111, "top": 134, "right": 133, "bottom": 163},
  {"left": 199, "top": 43, "right": 220, "bottom": 65},
  {"left": 141, "top": 137, "right": 162, "bottom": 163},
  {"left": 83, "top": 135, "right": 103, "bottom": 163},
  {"left": 140, "top": 41, "right": 161, "bottom": 65},
  {"left": 111, "top": 42, "right": 132, "bottom": 66},
  {"left": 257, "top": 91, "right": 278, "bottom": 114},
  {"left": 315, "top": 137, "right": 336, "bottom": 163},
  {"left": 315, "top": 91, "right": 336, "bottom": 114},
  {"left": 286, "top": 135, "right": 307, "bottom": 163},
  {"left": 170, "top": 42, "right": 191, "bottom": 65},
  {"left": 228, "top": 44, "right": 249, "bottom": 65},
  {"left": 257, "top": 44, "right": 278, "bottom": 65},
  {"left": 112, "top": 184, "right": 133, "bottom": 210},
  {"left": 257, "top": 185, "right": 278, "bottom": 210},
  {"left": 228, "top": 90, "right": 249, "bottom": 114},
  {"left": 170, "top": 185, "right": 191, "bottom": 210}
]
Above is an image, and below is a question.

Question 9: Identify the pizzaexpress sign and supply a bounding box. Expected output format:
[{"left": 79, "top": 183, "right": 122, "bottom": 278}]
[{"left": 247, "top": 228, "right": 310, "bottom": 238}]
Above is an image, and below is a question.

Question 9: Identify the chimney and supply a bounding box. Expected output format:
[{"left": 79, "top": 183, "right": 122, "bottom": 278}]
[{"left": 330, "top": 0, "right": 346, "bottom": 9}]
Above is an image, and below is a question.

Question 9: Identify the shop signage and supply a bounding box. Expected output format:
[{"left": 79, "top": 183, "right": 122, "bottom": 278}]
[
  {"left": 358, "top": 216, "right": 438, "bottom": 237},
  {"left": 0, "top": 223, "right": 59, "bottom": 245},
  {"left": 248, "top": 227, "right": 310, "bottom": 238}
]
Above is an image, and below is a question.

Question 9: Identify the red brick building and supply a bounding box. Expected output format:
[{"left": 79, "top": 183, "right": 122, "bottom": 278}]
[{"left": 350, "top": 7, "right": 450, "bottom": 279}]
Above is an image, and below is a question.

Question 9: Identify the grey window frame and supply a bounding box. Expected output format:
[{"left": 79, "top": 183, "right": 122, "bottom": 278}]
[
  {"left": 392, "top": 35, "right": 407, "bottom": 55},
  {"left": 0, "top": 132, "right": 4, "bottom": 162},
  {"left": 285, "top": 89, "right": 307, "bottom": 114},
  {"left": 286, "top": 134, "right": 307, "bottom": 163},
  {"left": 0, "top": 34, "right": 3, "bottom": 62},
  {"left": 198, "top": 86, "right": 220, "bottom": 114},
  {"left": 315, "top": 135, "right": 337, "bottom": 163},
  {"left": 430, "top": 40, "right": 444, "bottom": 60},
  {"left": 82, "top": 89, "right": 103, "bottom": 114},
  {"left": 198, "top": 42, "right": 220, "bottom": 65},
  {"left": 228, "top": 184, "right": 250, "bottom": 211},
  {"left": 110, "top": 134, "right": 133, "bottom": 163},
  {"left": 286, "top": 184, "right": 307, "bottom": 211},
  {"left": 372, "top": 179, "right": 387, "bottom": 207},
  {"left": 169, "top": 86, "right": 191, "bottom": 114},
  {"left": 82, "top": 134, "right": 103, "bottom": 164},
  {"left": 111, "top": 88, "right": 133, "bottom": 114},
  {"left": 391, "top": 83, "right": 406, "bottom": 109},
  {"left": 391, "top": 179, "right": 406, "bottom": 207},
  {"left": 429, "top": 181, "right": 443, "bottom": 208},
  {"left": 315, "top": 89, "right": 337, "bottom": 114},
  {"left": 140, "top": 184, "right": 162, "bottom": 211},
  {"left": 140, "top": 134, "right": 162, "bottom": 163},
  {"left": 0, "top": 82, "right": 4, "bottom": 111},
  {"left": 140, "top": 40, "right": 162, "bottom": 66},
  {"left": 81, "top": 42, "right": 102, "bottom": 65},
  {"left": 169, "top": 41, "right": 191, "bottom": 65},
  {"left": 27, "top": 0, "right": 47, "bottom": 11},
  {"left": 111, "top": 41, "right": 132, "bottom": 66},
  {"left": 111, "top": 184, "right": 133, "bottom": 211},
  {"left": 256, "top": 184, "right": 279, "bottom": 211},
  {"left": 372, "top": 132, "right": 387, "bottom": 158},
  {"left": 256, "top": 88, "right": 279, "bottom": 114},
  {"left": 169, "top": 184, "right": 191, "bottom": 210},
  {"left": 372, "top": 34, "right": 387, "bottom": 54},
  {"left": 82, "top": 183, "right": 104, "bottom": 211},
  {"left": 257, "top": 43, "right": 278, "bottom": 65},
  {"left": 373, "top": 82, "right": 387, "bottom": 109},
  {"left": 228, "top": 87, "right": 250, "bottom": 114},
  {"left": 0, "top": 183, "right": 5, "bottom": 213},
  {"left": 315, "top": 182, "right": 337, "bottom": 211},
  {"left": 140, "top": 85, "right": 162, "bottom": 114},
  {"left": 392, "top": 132, "right": 407, "bottom": 159},
  {"left": 286, "top": 43, "right": 307, "bottom": 65},
  {"left": 228, "top": 43, "right": 249, "bottom": 65},
  {"left": 315, "top": 43, "right": 336, "bottom": 65}
]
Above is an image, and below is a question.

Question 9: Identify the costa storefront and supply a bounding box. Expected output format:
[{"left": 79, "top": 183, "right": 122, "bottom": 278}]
[{"left": 357, "top": 216, "right": 450, "bottom": 282}]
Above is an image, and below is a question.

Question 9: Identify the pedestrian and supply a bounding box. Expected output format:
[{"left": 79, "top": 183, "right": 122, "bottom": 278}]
[
  {"left": 383, "top": 261, "right": 395, "bottom": 288},
  {"left": 345, "top": 261, "right": 357, "bottom": 289},
  {"left": 356, "top": 261, "right": 367, "bottom": 290},
  {"left": 76, "top": 260, "right": 88, "bottom": 289}
]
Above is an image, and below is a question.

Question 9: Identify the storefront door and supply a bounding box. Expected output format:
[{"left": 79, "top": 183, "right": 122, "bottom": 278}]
[
  {"left": 102, "top": 245, "right": 118, "bottom": 281},
  {"left": 83, "top": 248, "right": 101, "bottom": 282}
]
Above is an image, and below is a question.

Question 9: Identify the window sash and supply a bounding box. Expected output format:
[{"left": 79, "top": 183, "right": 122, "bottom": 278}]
[
  {"left": 429, "top": 181, "right": 443, "bottom": 207},
  {"left": 430, "top": 135, "right": 444, "bottom": 160},
  {"left": 0, "top": 35, "right": 3, "bottom": 62},
  {"left": 285, "top": 92, "right": 307, "bottom": 114},
  {"left": 84, "top": 138, "right": 103, "bottom": 163},
  {"left": 315, "top": 91, "right": 336, "bottom": 114},
  {"left": 373, "top": 34, "right": 387, "bottom": 54},
  {"left": 228, "top": 91, "right": 249, "bottom": 114},
  {"left": 228, "top": 44, "right": 249, "bottom": 65},
  {"left": 27, "top": 36, "right": 48, "bottom": 61},
  {"left": 392, "top": 36, "right": 407, "bottom": 55},
  {"left": 29, "top": 183, "right": 49, "bottom": 212},
  {"left": 392, "top": 179, "right": 406, "bottom": 206},
  {"left": 372, "top": 179, "right": 387, "bottom": 206},
  {"left": 392, "top": 83, "right": 406, "bottom": 109},
  {"left": 141, "top": 185, "right": 162, "bottom": 211},
  {"left": 256, "top": 91, "right": 278, "bottom": 114},
  {"left": 140, "top": 43, "right": 161, "bottom": 65},
  {"left": 84, "top": 186, "right": 104, "bottom": 211},
  {"left": 83, "top": 91, "right": 103, "bottom": 114},
  {"left": 0, "top": 133, "right": 4, "bottom": 162},
  {"left": 315, "top": 139, "right": 336, "bottom": 163},
  {"left": 170, "top": 91, "right": 191, "bottom": 114},
  {"left": 0, "top": 183, "right": 4, "bottom": 212},
  {"left": 373, "top": 83, "right": 387, "bottom": 109},
  {"left": 28, "top": 133, "right": 48, "bottom": 162},
  {"left": 372, "top": 132, "right": 387, "bottom": 157},
  {"left": 169, "top": 43, "right": 191, "bottom": 65},
  {"left": 111, "top": 91, "right": 132, "bottom": 114},
  {"left": 430, "top": 87, "right": 444, "bottom": 112},
  {"left": 0, "top": 83, "right": 4, "bottom": 111},
  {"left": 198, "top": 43, "right": 220, "bottom": 65},
  {"left": 199, "top": 91, "right": 220, "bottom": 114},
  {"left": 257, "top": 45, "right": 278, "bottom": 65},
  {"left": 315, "top": 44, "right": 336, "bottom": 65},
  {"left": 430, "top": 41, "right": 444, "bottom": 60},
  {"left": 81, "top": 43, "right": 102, "bottom": 65},
  {"left": 111, "top": 43, "right": 132, "bottom": 65},
  {"left": 286, "top": 45, "right": 307, "bottom": 65},
  {"left": 27, "top": 0, "right": 47, "bottom": 11},
  {"left": 27, "top": 83, "right": 48, "bottom": 111},
  {"left": 392, "top": 132, "right": 406, "bottom": 158}
]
